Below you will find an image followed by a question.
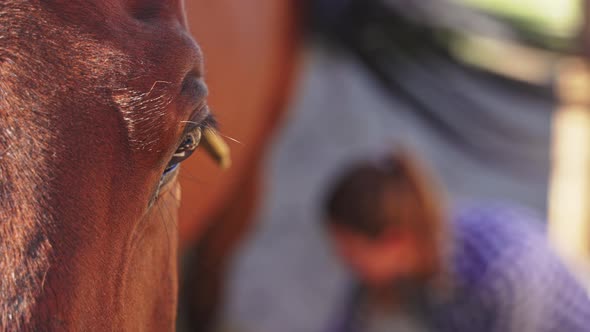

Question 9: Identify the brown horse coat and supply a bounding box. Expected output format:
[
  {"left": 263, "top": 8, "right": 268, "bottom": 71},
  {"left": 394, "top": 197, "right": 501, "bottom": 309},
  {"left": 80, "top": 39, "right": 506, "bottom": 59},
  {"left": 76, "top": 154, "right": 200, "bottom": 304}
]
[{"left": 0, "top": 0, "right": 207, "bottom": 330}]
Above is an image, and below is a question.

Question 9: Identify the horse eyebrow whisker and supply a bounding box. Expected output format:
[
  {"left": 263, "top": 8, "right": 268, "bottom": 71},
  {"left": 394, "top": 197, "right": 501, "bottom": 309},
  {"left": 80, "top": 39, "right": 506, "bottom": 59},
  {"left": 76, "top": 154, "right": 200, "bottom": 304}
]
[
  {"left": 179, "top": 121, "right": 241, "bottom": 144},
  {"left": 219, "top": 133, "right": 242, "bottom": 145},
  {"left": 146, "top": 80, "right": 172, "bottom": 98}
]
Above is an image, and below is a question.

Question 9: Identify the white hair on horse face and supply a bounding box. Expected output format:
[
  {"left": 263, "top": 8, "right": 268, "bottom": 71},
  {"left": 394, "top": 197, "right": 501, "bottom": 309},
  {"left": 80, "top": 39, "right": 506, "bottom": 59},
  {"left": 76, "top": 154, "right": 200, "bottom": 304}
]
[{"left": 112, "top": 82, "right": 177, "bottom": 152}]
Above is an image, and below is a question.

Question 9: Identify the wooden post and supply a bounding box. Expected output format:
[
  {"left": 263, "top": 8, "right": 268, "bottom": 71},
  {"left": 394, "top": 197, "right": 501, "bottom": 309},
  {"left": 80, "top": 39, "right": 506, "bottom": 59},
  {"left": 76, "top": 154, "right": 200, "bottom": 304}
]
[
  {"left": 549, "top": 57, "right": 590, "bottom": 264},
  {"left": 548, "top": 0, "right": 590, "bottom": 266}
]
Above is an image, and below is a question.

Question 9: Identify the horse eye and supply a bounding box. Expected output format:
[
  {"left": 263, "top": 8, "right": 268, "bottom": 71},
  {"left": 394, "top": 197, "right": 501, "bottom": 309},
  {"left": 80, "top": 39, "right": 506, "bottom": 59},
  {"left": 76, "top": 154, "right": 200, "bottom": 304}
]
[{"left": 165, "top": 127, "right": 202, "bottom": 172}]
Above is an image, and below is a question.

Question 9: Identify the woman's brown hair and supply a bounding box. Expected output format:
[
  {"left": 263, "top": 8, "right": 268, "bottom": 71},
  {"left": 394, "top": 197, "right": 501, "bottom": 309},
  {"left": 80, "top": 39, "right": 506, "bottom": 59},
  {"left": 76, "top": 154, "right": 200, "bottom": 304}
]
[{"left": 324, "top": 151, "right": 446, "bottom": 242}]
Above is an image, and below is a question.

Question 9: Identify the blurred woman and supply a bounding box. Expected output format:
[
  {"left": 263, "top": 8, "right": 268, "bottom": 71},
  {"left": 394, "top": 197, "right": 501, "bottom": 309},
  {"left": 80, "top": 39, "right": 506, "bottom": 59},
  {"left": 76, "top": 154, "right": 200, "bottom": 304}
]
[{"left": 324, "top": 152, "right": 590, "bottom": 332}]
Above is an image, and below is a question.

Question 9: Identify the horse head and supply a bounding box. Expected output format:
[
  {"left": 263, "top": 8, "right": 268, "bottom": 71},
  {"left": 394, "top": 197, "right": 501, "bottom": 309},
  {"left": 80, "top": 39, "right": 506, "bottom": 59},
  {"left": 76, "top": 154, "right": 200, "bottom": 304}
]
[{"left": 0, "top": 0, "right": 226, "bottom": 329}]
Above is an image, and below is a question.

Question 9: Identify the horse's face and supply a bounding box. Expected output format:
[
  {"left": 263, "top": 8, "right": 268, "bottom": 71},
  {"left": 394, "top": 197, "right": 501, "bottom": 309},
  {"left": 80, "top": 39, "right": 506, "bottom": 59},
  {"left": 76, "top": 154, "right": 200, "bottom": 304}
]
[{"left": 0, "top": 0, "right": 209, "bottom": 329}]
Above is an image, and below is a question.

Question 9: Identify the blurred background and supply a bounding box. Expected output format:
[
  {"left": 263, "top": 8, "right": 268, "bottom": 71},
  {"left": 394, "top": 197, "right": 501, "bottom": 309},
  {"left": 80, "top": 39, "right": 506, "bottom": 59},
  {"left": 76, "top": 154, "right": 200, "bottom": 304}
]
[{"left": 177, "top": 0, "right": 590, "bottom": 331}]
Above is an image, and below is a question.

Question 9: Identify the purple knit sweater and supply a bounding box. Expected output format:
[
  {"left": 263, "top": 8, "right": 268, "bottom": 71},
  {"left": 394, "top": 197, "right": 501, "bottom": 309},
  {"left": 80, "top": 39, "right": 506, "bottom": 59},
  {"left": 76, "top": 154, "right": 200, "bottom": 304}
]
[{"left": 332, "top": 203, "right": 590, "bottom": 332}]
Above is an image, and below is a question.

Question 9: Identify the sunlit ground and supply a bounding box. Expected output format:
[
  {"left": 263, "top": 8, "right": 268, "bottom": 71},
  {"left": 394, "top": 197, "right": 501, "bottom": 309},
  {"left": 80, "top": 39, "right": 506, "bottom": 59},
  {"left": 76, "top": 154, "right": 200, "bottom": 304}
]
[{"left": 549, "top": 59, "right": 590, "bottom": 280}]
